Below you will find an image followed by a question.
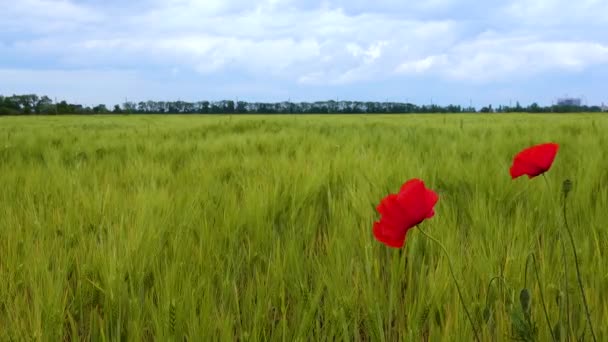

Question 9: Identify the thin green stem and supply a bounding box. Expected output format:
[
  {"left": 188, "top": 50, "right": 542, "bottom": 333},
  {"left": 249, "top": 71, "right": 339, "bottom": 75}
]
[
  {"left": 563, "top": 197, "right": 597, "bottom": 342},
  {"left": 484, "top": 276, "right": 508, "bottom": 310},
  {"left": 542, "top": 174, "right": 572, "bottom": 341},
  {"left": 529, "top": 253, "right": 557, "bottom": 342},
  {"left": 542, "top": 175, "right": 596, "bottom": 342},
  {"left": 417, "top": 225, "right": 481, "bottom": 342},
  {"left": 560, "top": 235, "right": 572, "bottom": 341},
  {"left": 524, "top": 253, "right": 531, "bottom": 289}
]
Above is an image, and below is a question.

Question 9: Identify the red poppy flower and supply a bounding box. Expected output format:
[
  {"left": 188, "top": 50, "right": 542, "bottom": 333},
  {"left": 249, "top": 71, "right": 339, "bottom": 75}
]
[
  {"left": 510, "top": 143, "right": 559, "bottom": 179},
  {"left": 373, "top": 179, "right": 439, "bottom": 248}
]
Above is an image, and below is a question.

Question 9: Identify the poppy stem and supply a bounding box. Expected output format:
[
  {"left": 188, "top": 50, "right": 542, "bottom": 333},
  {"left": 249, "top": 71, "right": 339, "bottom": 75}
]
[
  {"left": 526, "top": 252, "right": 557, "bottom": 342},
  {"left": 560, "top": 235, "right": 572, "bottom": 341},
  {"left": 417, "top": 225, "right": 482, "bottom": 342},
  {"left": 562, "top": 191, "right": 597, "bottom": 342},
  {"left": 542, "top": 174, "right": 572, "bottom": 339},
  {"left": 484, "top": 276, "right": 508, "bottom": 311},
  {"left": 542, "top": 175, "right": 596, "bottom": 342}
]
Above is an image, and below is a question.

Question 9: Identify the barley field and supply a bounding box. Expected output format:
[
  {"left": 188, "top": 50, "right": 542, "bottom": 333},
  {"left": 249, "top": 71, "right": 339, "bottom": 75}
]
[{"left": 0, "top": 114, "right": 607, "bottom": 341}]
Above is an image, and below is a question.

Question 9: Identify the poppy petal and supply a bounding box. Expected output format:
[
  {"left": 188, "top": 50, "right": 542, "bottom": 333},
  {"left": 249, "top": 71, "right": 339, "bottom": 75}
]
[
  {"left": 373, "top": 221, "right": 405, "bottom": 248},
  {"left": 397, "top": 179, "right": 438, "bottom": 226},
  {"left": 510, "top": 143, "right": 559, "bottom": 179},
  {"left": 373, "top": 178, "right": 439, "bottom": 248},
  {"left": 425, "top": 188, "right": 439, "bottom": 214}
]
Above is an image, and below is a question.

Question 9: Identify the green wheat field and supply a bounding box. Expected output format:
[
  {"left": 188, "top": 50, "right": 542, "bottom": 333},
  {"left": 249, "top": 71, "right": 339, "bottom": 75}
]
[{"left": 1, "top": 114, "right": 607, "bottom": 341}]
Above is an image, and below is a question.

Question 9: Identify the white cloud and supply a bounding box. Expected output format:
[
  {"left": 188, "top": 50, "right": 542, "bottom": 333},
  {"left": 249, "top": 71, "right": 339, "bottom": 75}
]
[
  {"left": 396, "top": 55, "right": 448, "bottom": 74},
  {"left": 503, "top": 0, "right": 608, "bottom": 25},
  {"left": 396, "top": 34, "right": 608, "bottom": 81},
  {"left": 3, "top": 2, "right": 458, "bottom": 84},
  {"left": 346, "top": 41, "right": 388, "bottom": 63},
  {"left": 0, "top": 0, "right": 100, "bottom": 32},
  {"left": 2, "top": 0, "right": 608, "bottom": 104}
]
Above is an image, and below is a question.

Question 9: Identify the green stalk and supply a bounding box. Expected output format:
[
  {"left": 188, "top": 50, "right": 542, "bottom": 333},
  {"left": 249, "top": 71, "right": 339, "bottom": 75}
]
[
  {"left": 542, "top": 174, "right": 572, "bottom": 340},
  {"left": 528, "top": 253, "right": 557, "bottom": 342},
  {"left": 543, "top": 175, "right": 596, "bottom": 342},
  {"left": 417, "top": 225, "right": 482, "bottom": 342},
  {"left": 562, "top": 193, "right": 597, "bottom": 342},
  {"left": 560, "top": 236, "right": 572, "bottom": 341},
  {"left": 484, "top": 276, "right": 507, "bottom": 310}
]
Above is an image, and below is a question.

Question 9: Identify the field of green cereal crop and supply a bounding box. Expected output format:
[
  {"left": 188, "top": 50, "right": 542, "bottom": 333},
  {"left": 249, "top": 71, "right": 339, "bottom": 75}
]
[{"left": 1, "top": 114, "right": 607, "bottom": 340}]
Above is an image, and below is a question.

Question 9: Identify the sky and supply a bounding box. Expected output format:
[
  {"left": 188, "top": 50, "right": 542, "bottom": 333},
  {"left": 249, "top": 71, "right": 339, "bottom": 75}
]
[{"left": 1, "top": 0, "right": 608, "bottom": 107}]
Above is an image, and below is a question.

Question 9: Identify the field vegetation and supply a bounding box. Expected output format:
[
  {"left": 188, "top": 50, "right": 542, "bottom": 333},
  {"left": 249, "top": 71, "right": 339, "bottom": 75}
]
[{"left": 0, "top": 114, "right": 606, "bottom": 340}]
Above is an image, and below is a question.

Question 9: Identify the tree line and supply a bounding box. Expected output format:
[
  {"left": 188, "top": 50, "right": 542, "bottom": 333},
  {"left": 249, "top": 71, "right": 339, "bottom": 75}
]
[{"left": 1, "top": 94, "right": 605, "bottom": 115}]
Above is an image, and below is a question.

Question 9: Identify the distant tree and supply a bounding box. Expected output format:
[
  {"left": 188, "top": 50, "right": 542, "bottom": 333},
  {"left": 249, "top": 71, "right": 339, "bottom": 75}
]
[
  {"left": 201, "top": 101, "right": 210, "bottom": 114},
  {"left": 235, "top": 101, "right": 247, "bottom": 113},
  {"left": 123, "top": 101, "right": 136, "bottom": 114},
  {"left": 137, "top": 101, "right": 147, "bottom": 113},
  {"left": 167, "top": 101, "right": 179, "bottom": 113},
  {"left": 146, "top": 101, "right": 158, "bottom": 113},
  {"left": 210, "top": 102, "right": 223, "bottom": 114},
  {"left": 35, "top": 96, "right": 54, "bottom": 114},
  {"left": 72, "top": 104, "right": 84, "bottom": 113},
  {"left": 224, "top": 100, "right": 235, "bottom": 113},
  {"left": 446, "top": 104, "right": 462, "bottom": 113},
  {"left": 3, "top": 92, "right": 600, "bottom": 115},
  {"left": 155, "top": 101, "right": 165, "bottom": 113},
  {"left": 527, "top": 103, "right": 541, "bottom": 113},
  {"left": 480, "top": 105, "right": 494, "bottom": 113},
  {"left": 13, "top": 94, "right": 39, "bottom": 114},
  {"left": 0, "top": 95, "right": 20, "bottom": 115},
  {"left": 514, "top": 101, "right": 522, "bottom": 112},
  {"left": 57, "top": 100, "right": 72, "bottom": 114},
  {"left": 93, "top": 104, "right": 109, "bottom": 114}
]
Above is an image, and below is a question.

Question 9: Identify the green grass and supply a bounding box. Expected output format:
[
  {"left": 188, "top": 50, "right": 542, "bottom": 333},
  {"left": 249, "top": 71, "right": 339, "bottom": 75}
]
[{"left": 1, "top": 114, "right": 607, "bottom": 340}]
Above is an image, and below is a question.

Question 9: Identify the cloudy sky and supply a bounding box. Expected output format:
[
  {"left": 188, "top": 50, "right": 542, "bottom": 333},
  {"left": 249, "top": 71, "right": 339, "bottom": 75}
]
[{"left": 1, "top": 0, "right": 608, "bottom": 107}]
